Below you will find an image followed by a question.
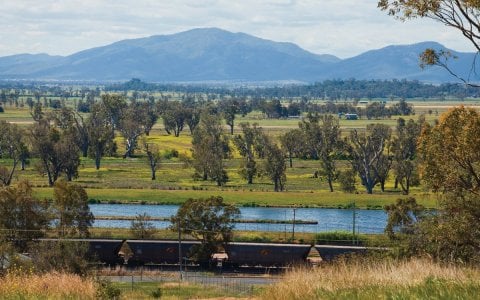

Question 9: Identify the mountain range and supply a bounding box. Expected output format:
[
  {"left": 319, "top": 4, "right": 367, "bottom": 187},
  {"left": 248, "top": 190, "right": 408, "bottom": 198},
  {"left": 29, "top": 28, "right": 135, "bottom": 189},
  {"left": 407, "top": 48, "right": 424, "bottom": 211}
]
[{"left": 0, "top": 27, "right": 477, "bottom": 83}]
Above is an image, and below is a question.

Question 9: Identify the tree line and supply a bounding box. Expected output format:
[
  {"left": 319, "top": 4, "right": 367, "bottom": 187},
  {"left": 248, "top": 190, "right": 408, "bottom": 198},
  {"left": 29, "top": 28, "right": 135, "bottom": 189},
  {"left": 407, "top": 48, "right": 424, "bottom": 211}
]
[
  {"left": 105, "top": 78, "right": 479, "bottom": 99},
  {"left": 0, "top": 92, "right": 425, "bottom": 195}
]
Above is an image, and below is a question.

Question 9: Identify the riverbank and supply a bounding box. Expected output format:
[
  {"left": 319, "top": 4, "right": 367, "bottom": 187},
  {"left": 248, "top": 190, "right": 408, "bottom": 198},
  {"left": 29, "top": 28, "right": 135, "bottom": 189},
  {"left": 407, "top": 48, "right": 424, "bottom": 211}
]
[{"left": 33, "top": 187, "right": 438, "bottom": 209}]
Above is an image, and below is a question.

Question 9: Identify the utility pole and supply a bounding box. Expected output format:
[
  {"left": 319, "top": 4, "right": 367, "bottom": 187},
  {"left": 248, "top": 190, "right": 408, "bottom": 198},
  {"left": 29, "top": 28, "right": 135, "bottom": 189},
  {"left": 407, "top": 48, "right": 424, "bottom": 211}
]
[
  {"left": 292, "top": 207, "right": 297, "bottom": 241},
  {"left": 178, "top": 221, "right": 182, "bottom": 280},
  {"left": 352, "top": 200, "right": 356, "bottom": 245}
]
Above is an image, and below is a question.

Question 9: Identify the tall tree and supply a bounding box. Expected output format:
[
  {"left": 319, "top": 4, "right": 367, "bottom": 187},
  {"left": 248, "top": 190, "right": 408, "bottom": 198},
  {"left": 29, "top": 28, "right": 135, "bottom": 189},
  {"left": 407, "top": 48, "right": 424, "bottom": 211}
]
[
  {"left": 384, "top": 197, "right": 424, "bottom": 239},
  {"left": 191, "top": 113, "right": 230, "bottom": 186},
  {"left": 137, "top": 102, "right": 158, "bottom": 136},
  {"left": 118, "top": 104, "right": 145, "bottom": 158},
  {"left": 143, "top": 140, "right": 161, "bottom": 180},
  {"left": 185, "top": 105, "right": 202, "bottom": 134},
  {"left": 263, "top": 138, "right": 287, "bottom": 192},
  {"left": 418, "top": 106, "right": 480, "bottom": 194},
  {"left": 0, "top": 121, "right": 28, "bottom": 186},
  {"left": 280, "top": 129, "right": 304, "bottom": 168},
  {"left": 345, "top": 124, "right": 391, "bottom": 194},
  {"left": 402, "top": 107, "right": 480, "bottom": 263},
  {"left": 220, "top": 98, "right": 239, "bottom": 135},
  {"left": 299, "top": 114, "right": 342, "bottom": 192},
  {"left": 162, "top": 101, "right": 186, "bottom": 137},
  {"left": 30, "top": 120, "right": 80, "bottom": 186},
  {"left": 170, "top": 196, "right": 240, "bottom": 262},
  {"left": 101, "top": 94, "right": 127, "bottom": 133},
  {"left": 233, "top": 123, "right": 264, "bottom": 184},
  {"left": 87, "top": 103, "right": 115, "bottom": 170},
  {"left": 0, "top": 181, "right": 49, "bottom": 251},
  {"left": 391, "top": 117, "right": 424, "bottom": 195},
  {"left": 53, "top": 180, "right": 93, "bottom": 238}
]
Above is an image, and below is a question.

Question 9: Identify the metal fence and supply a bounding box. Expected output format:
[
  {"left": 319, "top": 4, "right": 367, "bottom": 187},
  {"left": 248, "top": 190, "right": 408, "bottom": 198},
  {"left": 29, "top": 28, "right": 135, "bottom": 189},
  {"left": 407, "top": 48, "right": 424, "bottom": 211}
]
[{"left": 101, "top": 270, "right": 276, "bottom": 297}]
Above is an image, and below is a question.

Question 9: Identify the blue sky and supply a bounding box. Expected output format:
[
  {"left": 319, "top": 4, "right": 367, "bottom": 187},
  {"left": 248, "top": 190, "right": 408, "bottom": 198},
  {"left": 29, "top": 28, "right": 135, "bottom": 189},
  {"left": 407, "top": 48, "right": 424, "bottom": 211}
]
[{"left": 0, "top": 0, "right": 474, "bottom": 58}]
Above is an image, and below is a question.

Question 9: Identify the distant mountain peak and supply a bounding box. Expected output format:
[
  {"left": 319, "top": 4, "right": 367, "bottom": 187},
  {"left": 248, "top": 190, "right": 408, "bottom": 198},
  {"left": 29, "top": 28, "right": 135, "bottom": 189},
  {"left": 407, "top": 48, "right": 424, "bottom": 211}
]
[{"left": 0, "top": 28, "right": 477, "bottom": 83}]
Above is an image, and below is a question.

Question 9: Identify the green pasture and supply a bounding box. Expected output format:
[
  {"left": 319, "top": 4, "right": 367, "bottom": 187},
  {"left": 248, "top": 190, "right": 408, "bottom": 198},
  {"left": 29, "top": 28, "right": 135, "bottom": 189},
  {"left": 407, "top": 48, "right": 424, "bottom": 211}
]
[{"left": 33, "top": 185, "right": 436, "bottom": 209}]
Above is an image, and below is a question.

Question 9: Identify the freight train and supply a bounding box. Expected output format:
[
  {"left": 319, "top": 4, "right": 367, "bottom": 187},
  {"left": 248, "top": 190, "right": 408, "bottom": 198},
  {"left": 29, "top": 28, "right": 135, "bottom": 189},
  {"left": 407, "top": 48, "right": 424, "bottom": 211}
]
[{"left": 39, "top": 239, "right": 375, "bottom": 268}]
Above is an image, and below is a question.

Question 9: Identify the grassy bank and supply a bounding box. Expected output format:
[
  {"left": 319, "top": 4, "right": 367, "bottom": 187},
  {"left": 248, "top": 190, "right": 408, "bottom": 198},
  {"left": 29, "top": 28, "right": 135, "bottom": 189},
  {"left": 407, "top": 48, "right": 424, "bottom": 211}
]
[
  {"left": 262, "top": 259, "right": 480, "bottom": 299},
  {"left": 34, "top": 187, "right": 437, "bottom": 209}
]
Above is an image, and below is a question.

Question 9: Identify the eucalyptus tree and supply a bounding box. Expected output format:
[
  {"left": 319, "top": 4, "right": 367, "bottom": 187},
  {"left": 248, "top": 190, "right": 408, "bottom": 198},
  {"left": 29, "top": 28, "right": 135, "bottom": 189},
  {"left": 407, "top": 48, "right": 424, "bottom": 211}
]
[
  {"left": 344, "top": 124, "right": 391, "bottom": 194},
  {"left": 142, "top": 139, "right": 161, "bottom": 180},
  {"left": 391, "top": 116, "right": 424, "bottom": 195},
  {"left": 100, "top": 93, "right": 127, "bottom": 133},
  {"left": 53, "top": 180, "right": 93, "bottom": 238},
  {"left": 191, "top": 113, "right": 230, "bottom": 186},
  {"left": 0, "top": 181, "right": 50, "bottom": 251},
  {"left": 0, "top": 121, "right": 28, "bottom": 186},
  {"left": 299, "top": 114, "right": 342, "bottom": 192},
  {"left": 87, "top": 103, "right": 115, "bottom": 169},
  {"left": 118, "top": 103, "right": 145, "bottom": 158},
  {"left": 233, "top": 123, "right": 264, "bottom": 184},
  {"left": 137, "top": 101, "right": 158, "bottom": 136},
  {"left": 161, "top": 101, "right": 186, "bottom": 137},
  {"left": 50, "top": 106, "right": 90, "bottom": 158},
  {"left": 30, "top": 119, "right": 81, "bottom": 186},
  {"left": 219, "top": 98, "right": 239, "bottom": 135},
  {"left": 279, "top": 128, "right": 304, "bottom": 168},
  {"left": 170, "top": 196, "right": 240, "bottom": 261},
  {"left": 263, "top": 137, "right": 287, "bottom": 192}
]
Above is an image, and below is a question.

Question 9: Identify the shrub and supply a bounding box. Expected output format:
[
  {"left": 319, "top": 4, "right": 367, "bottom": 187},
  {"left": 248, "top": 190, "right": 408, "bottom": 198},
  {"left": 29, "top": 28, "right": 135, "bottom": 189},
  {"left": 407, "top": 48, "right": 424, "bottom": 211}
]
[
  {"left": 95, "top": 278, "right": 121, "bottom": 299},
  {"left": 151, "top": 287, "right": 162, "bottom": 298},
  {"left": 338, "top": 169, "right": 356, "bottom": 193}
]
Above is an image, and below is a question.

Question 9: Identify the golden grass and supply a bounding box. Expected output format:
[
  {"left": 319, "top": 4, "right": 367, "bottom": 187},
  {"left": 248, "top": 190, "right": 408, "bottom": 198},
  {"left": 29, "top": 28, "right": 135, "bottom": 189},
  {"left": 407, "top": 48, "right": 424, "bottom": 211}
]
[
  {"left": 262, "top": 259, "right": 480, "bottom": 300},
  {"left": 0, "top": 271, "right": 98, "bottom": 299}
]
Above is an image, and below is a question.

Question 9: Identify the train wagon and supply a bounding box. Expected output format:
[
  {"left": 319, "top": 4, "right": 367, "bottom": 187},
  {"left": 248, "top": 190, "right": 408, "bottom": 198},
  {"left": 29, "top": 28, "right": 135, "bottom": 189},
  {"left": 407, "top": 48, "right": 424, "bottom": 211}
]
[
  {"left": 125, "top": 240, "right": 198, "bottom": 265},
  {"left": 87, "top": 239, "right": 125, "bottom": 265},
  {"left": 225, "top": 242, "right": 311, "bottom": 267},
  {"left": 39, "top": 238, "right": 124, "bottom": 266},
  {"left": 315, "top": 244, "right": 368, "bottom": 261}
]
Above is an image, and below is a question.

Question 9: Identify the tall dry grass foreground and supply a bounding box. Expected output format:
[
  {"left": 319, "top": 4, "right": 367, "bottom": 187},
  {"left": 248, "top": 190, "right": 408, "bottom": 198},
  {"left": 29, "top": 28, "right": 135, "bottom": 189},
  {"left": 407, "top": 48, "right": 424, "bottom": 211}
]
[
  {"left": 262, "top": 259, "right": 480, "bottom": 300},
  {"left": 0, "top": 271, "right": 98, "bottom": 299}
]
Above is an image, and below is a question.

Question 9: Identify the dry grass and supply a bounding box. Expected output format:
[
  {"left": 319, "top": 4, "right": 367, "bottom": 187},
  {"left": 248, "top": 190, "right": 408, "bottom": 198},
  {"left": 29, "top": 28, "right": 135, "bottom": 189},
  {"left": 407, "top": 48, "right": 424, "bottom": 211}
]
[
  {"left": 0, "top": 271, "right": 98, "bottom": 299},
  {"left": 262, "top": 259, "right": 480, "bottom": 300}
]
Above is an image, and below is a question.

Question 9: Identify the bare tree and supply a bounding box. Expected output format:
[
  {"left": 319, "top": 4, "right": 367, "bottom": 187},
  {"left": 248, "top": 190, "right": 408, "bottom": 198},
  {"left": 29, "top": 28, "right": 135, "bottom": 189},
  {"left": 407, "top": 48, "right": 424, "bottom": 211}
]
[{"left": 143, "top": 140, "right": 161, "bottom": 180}]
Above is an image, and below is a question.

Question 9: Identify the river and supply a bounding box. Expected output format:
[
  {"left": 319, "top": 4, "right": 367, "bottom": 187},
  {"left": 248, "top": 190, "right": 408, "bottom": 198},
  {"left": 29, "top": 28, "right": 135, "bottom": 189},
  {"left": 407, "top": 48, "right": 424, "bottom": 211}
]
[{"left": 90, "top": 204, "right": 387, "bottom": 234}]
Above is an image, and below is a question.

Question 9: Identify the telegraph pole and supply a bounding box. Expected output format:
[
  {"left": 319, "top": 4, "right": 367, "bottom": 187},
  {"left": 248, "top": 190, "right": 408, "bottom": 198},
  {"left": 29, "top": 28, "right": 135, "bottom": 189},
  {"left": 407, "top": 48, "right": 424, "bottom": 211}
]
[
  {"left": 352, "top": 200, "right": 356, "bottom": 245},
  {"left": 292, "top": 207, "right": 297, "bottom": 241},
  {"left": 178, "top": 221, "right": 182, "bottom": 280}
]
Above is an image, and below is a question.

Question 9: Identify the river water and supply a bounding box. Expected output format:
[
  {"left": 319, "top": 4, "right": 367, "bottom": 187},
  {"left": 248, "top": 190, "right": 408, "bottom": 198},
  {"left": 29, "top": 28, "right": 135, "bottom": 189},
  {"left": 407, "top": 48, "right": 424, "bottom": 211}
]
[{"left": 90, "top": 204, "right": 387, "bottom": 234}]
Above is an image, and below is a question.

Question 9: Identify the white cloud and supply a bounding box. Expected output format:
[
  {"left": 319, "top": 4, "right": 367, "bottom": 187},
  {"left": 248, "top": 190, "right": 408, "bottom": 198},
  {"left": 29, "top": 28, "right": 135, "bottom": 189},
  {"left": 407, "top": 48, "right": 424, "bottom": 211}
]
[{"left": 0, "top": 0, "right": 475, "bottom": 58}]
